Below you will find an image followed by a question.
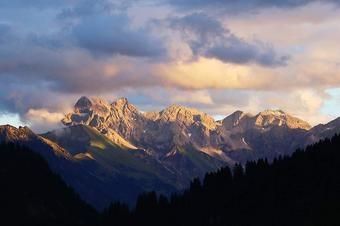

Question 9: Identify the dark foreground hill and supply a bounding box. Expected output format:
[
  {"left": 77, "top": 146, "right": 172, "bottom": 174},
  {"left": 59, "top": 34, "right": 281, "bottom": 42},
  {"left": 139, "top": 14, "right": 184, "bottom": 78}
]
[
  {"left": 104, "top": 134, "right": 340, "bottom": 226},
  {"left": 3, "top": 134, "right": 340, "bottom": 226},
  {"left": 0, "top": 143, "right": 99, "bottom": 226},
  {"left": 0, "top": 124, "right": 178, "bottom": 210}
]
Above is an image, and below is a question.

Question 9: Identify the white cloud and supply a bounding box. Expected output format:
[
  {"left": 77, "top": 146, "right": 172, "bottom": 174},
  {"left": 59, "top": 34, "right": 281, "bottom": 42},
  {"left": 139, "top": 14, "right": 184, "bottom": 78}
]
[{"left": 25, "top": 108, "right": 64, "bottom": 133}]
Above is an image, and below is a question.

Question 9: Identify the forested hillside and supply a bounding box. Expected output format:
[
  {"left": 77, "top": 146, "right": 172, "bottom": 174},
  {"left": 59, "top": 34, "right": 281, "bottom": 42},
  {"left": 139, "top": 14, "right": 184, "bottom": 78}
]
[
  {"left": 104, "top": 134, "right": 340, "bottom": 226},
  {"left": 0, "top": 143, "right": 98, "bottom": 226}
]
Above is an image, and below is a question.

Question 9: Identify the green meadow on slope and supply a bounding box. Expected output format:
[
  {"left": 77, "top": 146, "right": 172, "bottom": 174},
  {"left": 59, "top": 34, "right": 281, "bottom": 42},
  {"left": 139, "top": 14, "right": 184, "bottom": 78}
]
[{"left": 43, "top": 125, "right": 178, "bottom": 190}]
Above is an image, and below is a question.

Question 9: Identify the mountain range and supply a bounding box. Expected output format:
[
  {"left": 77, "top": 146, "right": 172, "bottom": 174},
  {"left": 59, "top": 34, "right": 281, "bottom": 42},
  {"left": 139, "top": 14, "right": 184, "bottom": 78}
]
[{"left": 1, "top": 96, "right": 340, "bottom": 209}]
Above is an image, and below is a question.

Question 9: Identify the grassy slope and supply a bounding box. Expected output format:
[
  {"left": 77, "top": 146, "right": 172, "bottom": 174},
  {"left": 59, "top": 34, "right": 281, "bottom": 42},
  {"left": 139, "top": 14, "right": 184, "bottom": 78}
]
[
  {"left": 43, "top": 125, "right": 176, "bottom": 187},
  {"left": 80, "top": 125, "right": 157, "bottom": 179},
  {"left": 176, "top": 146, "right": 223, "bottom": 172}
]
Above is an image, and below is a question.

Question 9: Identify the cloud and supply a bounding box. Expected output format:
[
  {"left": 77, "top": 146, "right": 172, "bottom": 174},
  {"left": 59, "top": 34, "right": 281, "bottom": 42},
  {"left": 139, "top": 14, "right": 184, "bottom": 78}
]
[
  {"left": 0, "top": 23, "right": 13, "bottom": 43},
  {"left": 25, "top": 108, "right": 65, "bottom": 133},
  {"left": 26, "top": 109, "right": 64, "bottom": 123},
  {"left": 56, "top": 0, "right": 166, "bottom": 58},
  {"left": 168, "top": 90, "right": 214, "bottom": 105},
  {"left": 0, "top": 0, "right": 340, "bottom": 131},
  {"left": 166, "top": 13, "right": 289, "bottom": 66},
  {"left": 153, "top": 57, "right": 272, "bottom": 90},
  {"left": 205, "top": 39, "right": 289, "bottom": 66},
  {"left": 166, "top": 0, "right": 340, "bottom": 12},
  {"left": 0, "top": 0, "right": 70, "bottom": 9},
  {"left": 72, "top": 14, "right": 166, "bottom": 58}
]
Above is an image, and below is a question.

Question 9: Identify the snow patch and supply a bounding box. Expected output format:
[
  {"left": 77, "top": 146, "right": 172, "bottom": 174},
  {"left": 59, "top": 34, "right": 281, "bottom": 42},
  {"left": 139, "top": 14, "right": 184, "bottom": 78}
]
[{"left": 242, "top": 137, "right": 248, "bottom": 146}]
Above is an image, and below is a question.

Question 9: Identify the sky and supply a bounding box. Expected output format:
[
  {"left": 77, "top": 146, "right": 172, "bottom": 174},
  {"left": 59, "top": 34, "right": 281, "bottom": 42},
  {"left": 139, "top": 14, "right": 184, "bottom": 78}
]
[{"left": 1, "top": 0, "right": 340, "bottom": 132}]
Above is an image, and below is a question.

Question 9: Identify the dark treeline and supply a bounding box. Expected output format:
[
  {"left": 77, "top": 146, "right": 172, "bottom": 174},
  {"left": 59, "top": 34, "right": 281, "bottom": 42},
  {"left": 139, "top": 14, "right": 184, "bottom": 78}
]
[
  {"left": 0, "top": 143, "right": 98, "bottom": 226},
  {"left": 3, "top": 134, "right": 340, "bottom": 226},
  {"left": 104, "top": 134, "right": 340, "bottom": 226}
]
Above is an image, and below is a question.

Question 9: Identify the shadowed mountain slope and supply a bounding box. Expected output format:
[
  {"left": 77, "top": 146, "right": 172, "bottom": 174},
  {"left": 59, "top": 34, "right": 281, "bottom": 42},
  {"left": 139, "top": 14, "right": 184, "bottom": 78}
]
[
  {"left": 0, "top": 142, "right": 99, "bottom": 226},
  {"left": 104, "top": 134, "right": 340, "bottom": 226},
  {"left": 0, "top": 125, "right": 177, "bottom": 210}
]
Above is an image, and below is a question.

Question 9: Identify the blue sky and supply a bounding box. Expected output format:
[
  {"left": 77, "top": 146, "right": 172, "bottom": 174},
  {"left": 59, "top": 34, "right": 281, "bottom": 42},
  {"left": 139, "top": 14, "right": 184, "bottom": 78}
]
[
  {"left": 0, "top": 114, "right": 25, "bottom": 127},
  {"left": 0, "top": 0, "right": 340, "bottom": 132},
  {"left": 321, "top": 88, "right": 340, "bottom": 117}
]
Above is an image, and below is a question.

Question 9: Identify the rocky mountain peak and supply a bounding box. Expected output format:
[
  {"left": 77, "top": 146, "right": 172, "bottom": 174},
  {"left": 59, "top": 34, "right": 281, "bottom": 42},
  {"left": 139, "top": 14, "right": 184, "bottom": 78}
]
[
  {"left": 62, "top": 96, "right": 314, "bottom": 160},
  {"left": 111, "top": 97, "right": 139, "bottom": 114},
  {"left": 158, "top": 104, "right": 217, "bottom": 129},
  {"left": 75, "top": 96, "right": 92, "bottom": 112},
  {"left": 254, "top": 110, "right": 311, "bottom": 130},
  {"left": 222, "top": 111, "right": 252, "bottom": 129},
  {"left": 74, "top": 96, "right": 111, "bottom": 114},
  {"left": 113, "top": 97, "right": 129, "bottom": 106},
  {"left": 0, "top": 125, "right": 35, "bottom": 142},
  {"left": 259, "top": 109, "right": 286, "bottom": 116},
  {"left": 161, "top": 104, "right": 197, "bottom": 116}
]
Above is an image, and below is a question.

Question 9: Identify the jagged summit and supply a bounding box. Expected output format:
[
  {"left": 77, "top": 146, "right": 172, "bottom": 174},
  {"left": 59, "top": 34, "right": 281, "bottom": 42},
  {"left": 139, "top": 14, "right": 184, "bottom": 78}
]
[
  {"left": 112, "top": 97, "right": 129, "bottom": 106},
  {"left": 0, "top": 124, "right": 35, "bottom": 142},
  {"left": 222, "top": 111, "right": 253, "bottom": 129},
  {"left": 0, "top": 124, "right": 73, "bottom": 158},
  {"left": 75, "top": 96, "right": 92, "bottom": 110},
  {"left": 63, "top": 96, "right": 313, "bottom": 133},
  {"left": 155, "top": 104, "right": 217, "bottom": 129},
  {"left": 254, "top": 110, "right": 311, "bottom": 130},
  {"left": 220, "top": 109, "right": 311, "bottom": 131},
  {"left": 260, "top": 109, "right": 286, "bottom": 115},
  {"left": 66, "top": 96, "right": 312, "bottom": 130},
  {"left": 111, "top": 97, "right": 140, "bottom": 116},
  {"left": 162, "top": 104, "right": 206, "bottom": 115},
  {"left": 72, "top": 96, "right": 111, "bottom": 115},
  {"left": 61, "top": 96, "right": 313, "bottom": 162}
]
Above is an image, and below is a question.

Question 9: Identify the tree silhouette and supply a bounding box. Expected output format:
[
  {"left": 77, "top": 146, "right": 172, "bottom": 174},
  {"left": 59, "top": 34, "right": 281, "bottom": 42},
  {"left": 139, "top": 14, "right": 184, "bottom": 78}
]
[{"left": 0, "top": 142, "right": 98, "bottom": 226}]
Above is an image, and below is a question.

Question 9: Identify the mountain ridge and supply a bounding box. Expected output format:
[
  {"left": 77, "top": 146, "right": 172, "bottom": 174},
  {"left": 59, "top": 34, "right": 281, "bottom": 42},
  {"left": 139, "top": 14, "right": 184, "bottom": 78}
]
[
  {"left": 64, "top": 96, "right": 313, "bottom": 131},
  {"left": 2, "top": 96, "right": 340, "bottom": 210},
  {"left": 62, "top": 96, "right": 316, "bottom": 163}
]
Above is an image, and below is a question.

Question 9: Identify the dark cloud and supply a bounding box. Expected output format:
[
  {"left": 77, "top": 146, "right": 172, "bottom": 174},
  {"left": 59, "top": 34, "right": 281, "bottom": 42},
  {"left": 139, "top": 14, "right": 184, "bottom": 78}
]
[
  {"left": 58, "top": 0, "right": 121, "bottom": 19},
  {"left": 166, "top": 0, "right": 340, "bottom": 12},
  {"left": 168, "top": 13, "right": 289, "bottom": 66},
  {"left": 169, "top": 12, "right": 226, "bottom": 40},
  {"left": 72, "top": 14, "right": 166, "bottom": 57},
  {"left": 3, "top": 0, "right": 339, "bottom": 11},
  {"left": 54, "top": 0, "right": 166, "bottom": 58},
  {"left": 0, "top": 23, "right": 13, "bottom": 43},
  {"left": 205, "top": 39, "right": 290, "bottom": 66}
]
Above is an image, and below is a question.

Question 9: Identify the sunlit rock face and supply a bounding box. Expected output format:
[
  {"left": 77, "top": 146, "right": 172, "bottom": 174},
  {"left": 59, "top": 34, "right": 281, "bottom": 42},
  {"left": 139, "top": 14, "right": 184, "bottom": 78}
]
[
  {"left": 62, "top": 96, "right": 313, "bottom": 163},
  {"left": 0, "top": 124, "right": 36, "bottom": 142},
  {"left": 253, "top": 110, "right": 312, "bottom": 130}
]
